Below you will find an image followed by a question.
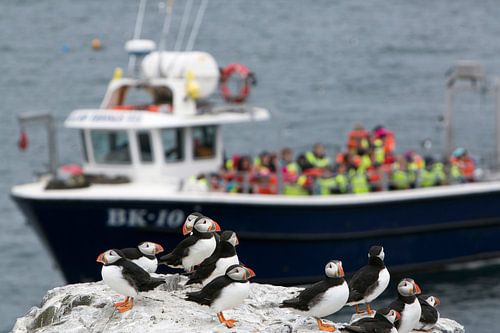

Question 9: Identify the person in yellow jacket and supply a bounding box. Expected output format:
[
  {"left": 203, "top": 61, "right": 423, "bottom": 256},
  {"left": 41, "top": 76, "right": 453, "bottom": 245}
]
[
  {"left": 350, "top": 169, "right": 370, "bottom": 194},
  {"left": 389, "top": 159, "right": 410, "bottom": 190},
  {"left": 305, "top": 143, "right": 331, "bottom": 169}
]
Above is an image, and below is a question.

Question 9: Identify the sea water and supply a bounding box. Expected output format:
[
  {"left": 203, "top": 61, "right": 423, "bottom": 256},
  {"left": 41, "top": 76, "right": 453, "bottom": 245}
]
[{"left": 2, "top": 0, "right": 500, "bottom": 331}]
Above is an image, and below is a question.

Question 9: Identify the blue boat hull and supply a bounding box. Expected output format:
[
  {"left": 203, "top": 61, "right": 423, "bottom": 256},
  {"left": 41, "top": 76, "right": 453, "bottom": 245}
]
[{"left": 12, "top": 189, "right": 500, "bottom": 284}]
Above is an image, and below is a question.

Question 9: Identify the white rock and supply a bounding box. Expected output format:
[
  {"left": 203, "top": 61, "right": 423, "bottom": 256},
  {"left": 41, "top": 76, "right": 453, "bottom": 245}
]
[{"left": 12, "top": 275, "right": 464, "bottom": 333}]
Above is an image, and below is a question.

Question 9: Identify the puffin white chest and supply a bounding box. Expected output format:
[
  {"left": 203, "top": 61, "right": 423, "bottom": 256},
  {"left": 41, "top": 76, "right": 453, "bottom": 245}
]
[
  {"left": 183, "top": 237, "right": 216, "bottom": 271},
  {"left": 101, "top": 265, "right": 138, "bottom": 298},
  {"left": 132, "top": 257, "right": 158, "bottom": 273},
  {"left": 308, "top": 281, "right": 349, "bottom": 318},
  {"left": 398, "top": 299, "right": 422, "bottom": 333},
  {"left": 203, "top": 255, "right": 240, "bottom": 286},
  {"left": 366, "top": 267, "right": 390, "bottom": 302},
  {"left": 210, "top": 281, "right": 250, "bottom": 313}
]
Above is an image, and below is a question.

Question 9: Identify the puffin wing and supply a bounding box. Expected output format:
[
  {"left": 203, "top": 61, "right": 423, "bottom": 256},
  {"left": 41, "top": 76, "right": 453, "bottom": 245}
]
[
  {"left": 348, "top": 265, "right": 380, "bottom": 303},
  {"left": 186, "top": 259, "right": 217, "bottom": 285},
  {"left": 418, "top": 297, "right": 439, "bottom": 324},
  {"left": 159, "top": 236, "right": 198, "bottom": 266},
  {"left": 120, "top": 247, "right": 142, "bottom": 260},
  {"left": 185, "top": 275, "right": 232, "bottom": 306},
  {"left": 344, "top": 316, "right": 393, "bottom": 333},
  {"left": 281, "top": 279, "right": 330, "bottom": 311},
  {"left": 120, "top": 260, "right": 164, "bottom": 292}
]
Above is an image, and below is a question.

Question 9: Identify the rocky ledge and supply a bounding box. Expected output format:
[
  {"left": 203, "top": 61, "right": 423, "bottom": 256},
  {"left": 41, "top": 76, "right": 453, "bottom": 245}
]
[{"left": 13, "top": 275, "right": 464, "bottom": 333}]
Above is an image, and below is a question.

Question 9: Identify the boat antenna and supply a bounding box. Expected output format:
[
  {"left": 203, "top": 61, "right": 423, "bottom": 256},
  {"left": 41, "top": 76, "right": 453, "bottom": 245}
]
[
  {"left": 128, "top": 0, "right": 148, "bottom": 74},
  {"left": 185, "top": 0, "right": 209, "bottom": 51},
  {"left": 158, "top": 0, "right": 176, "bottom": 77},
  {"left": 174, "top": 0, "right": 194, "bottom": 51}
]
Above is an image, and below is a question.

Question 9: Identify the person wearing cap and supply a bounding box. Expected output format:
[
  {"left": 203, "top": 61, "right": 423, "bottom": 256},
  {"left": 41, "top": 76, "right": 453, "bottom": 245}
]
[{"left": 450, "top": 147, "right": 475, "bottom": 182}]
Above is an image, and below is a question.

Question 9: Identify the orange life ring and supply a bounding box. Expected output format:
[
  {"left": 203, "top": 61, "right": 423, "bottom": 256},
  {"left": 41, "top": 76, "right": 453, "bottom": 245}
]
[{"left": 220, "top": 63, "right": 253, "bottom": 103}]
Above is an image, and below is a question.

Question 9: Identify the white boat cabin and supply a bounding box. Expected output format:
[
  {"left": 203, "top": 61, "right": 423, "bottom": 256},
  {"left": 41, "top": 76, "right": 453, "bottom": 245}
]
[{"left": 64, "top": 51, "right": 269, "bottom": 187}]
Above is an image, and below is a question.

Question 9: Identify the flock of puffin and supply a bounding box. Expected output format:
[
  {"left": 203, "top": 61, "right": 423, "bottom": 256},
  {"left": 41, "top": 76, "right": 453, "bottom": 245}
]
[{"left": 96, "top": 212, "right": 441, "bottom": 332}]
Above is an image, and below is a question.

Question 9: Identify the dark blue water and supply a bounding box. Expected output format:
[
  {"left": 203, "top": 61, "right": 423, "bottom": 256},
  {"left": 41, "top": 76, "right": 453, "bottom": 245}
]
[{"left": 2, "top": 0, "right": 500, "bottom": 331}]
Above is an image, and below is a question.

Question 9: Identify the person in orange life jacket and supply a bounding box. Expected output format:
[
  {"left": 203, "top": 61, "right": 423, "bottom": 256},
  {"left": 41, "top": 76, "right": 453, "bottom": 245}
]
[
  {"left": 450, "top": 147, "right": 475, "bottom": 182},
  {"left": 347, "top": 124, "right": 370, "bottom": 154},
  {"left": 373, "top": 125, "right": 396, "bottom": 154},
  {"left": 280, "top": 148, "right": 300, "bottom": 182},
  {"left": 305, "top": 143, "right": 331, "bottom": 169}
]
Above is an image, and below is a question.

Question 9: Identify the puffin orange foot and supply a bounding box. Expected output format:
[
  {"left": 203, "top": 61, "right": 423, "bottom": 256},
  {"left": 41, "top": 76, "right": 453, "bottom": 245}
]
[
  {"left": 366, "top": 303, "right": 374, "bottom": 315},
  {"left": 117, "top": 298, "right": 134, "bottom": 313},
  {"left": 217, "top": 312, "right": 237, "bottom": 328},
  {"left": 355, "top": 304, "right": 361, "bottom": 314},
  {"left": 114, "top": 297, "right": 129, "bottom": 307},
  {"left": 316, "top": 318, "right": 336, "bottom": 332}
]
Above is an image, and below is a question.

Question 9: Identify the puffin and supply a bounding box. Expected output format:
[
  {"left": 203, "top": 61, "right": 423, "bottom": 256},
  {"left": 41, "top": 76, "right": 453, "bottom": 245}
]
[
  {"left": 96, "top": 249, "right": 165, "bottom": 313},
  {"left": 186, "top": 230, "right": 240, "bottom": 286},
  {"left": 347, "top": 245, "right": 390, "bottom": 314},
  {"left": 160, "top": 216, "right": 221, "bottom": 272},
  {"left": 389, "top": 278, "right": 422, "bottom": 333},
  {"left": 182, "top": 212, "right": 205, "bottom": 236},
  {"left": 185, "top": 264, "right": 255, "bottom": 328},
  {"left": 342, "top": 307, "right": 400, "bottom": 333},
  {"left": 280, "top": 260, "right": 349, "bottom": 332},
  {"left": 120, "top": 241, "right": 164, "bottom": 273},
  {"left": 416, "top": 295, "right": 441, "bottom": 331}
]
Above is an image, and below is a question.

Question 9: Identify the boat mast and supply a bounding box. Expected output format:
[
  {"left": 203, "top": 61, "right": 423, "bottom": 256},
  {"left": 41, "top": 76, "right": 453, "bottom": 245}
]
[
  {"left": 185, "top": 0, "right": 209, "bottom": 52},
  {"left": 444, "top": 61, "right": 485, "bottom": 157},
  {"left": 128, "top": 0, "right": 148, "bottom": 74},
  {"left": 158, "top": 0, "right": 175, "bottom": 77}
]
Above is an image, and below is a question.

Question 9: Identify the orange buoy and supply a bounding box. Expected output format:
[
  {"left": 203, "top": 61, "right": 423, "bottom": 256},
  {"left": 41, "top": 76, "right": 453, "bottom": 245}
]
[{"left": 91, "top": 38, "right": 102, "bottom": 50}]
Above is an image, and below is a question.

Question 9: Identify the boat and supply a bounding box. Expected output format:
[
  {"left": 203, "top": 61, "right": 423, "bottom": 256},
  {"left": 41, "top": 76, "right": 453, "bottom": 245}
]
[{"left": 11, "top": 2, "right": 500, "bottom": 285}]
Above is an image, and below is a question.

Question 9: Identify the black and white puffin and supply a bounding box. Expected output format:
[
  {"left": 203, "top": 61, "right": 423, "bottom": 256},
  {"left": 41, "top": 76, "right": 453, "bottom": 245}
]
[
  {"left": 160, "top": 216, "right": 221, "bottom": 272},
  {"left": 185, "top": 264, "right": 255, "bottom": 328},
  {"left": 281, "top": 260, "right": 349, "bottom": 332},
  {"left": 186, "top": 230, "right": 240, "bottom": 286},
  {"left": 120, "top": 241, "right": 164, "bottom": 273},
  {"left": 416, "top": 295, "right": 440, "bottom": 331},
  {"left": 342, "top": 307, "right": 400, "bottom": 333},
  {"left": 347, "top": 245, "right": 390, "bottom": 314},
  {"left": 96, "top": 249, "right": 164, "bottom": 313},
  {"left": 182, "top": 212, "right": 205, "bottom": 236},
  {"left": 389, "top": 278, "right": 422, "bottom": 333}
]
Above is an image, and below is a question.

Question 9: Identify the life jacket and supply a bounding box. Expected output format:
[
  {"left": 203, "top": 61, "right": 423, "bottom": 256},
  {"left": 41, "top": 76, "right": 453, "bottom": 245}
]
[
  {"left": 334, "top": 174, "right": 349, "bottom": 194},
  {"left": 305, "top": 151, "right": 331, "bottom": 169},
  {"left": 458, "top": 157, "right": 475, "bottom": 180},
  {"left": 432, "top": 162, "right": 446, "bottom": 185},
  {"left": 252, "top": 174, "right": 278, "bottom": 195},
  {"left": 318, "top": 177, "right": 337, "bottom": 195},
  {"left": 391, "top": 164, "right": 410, "bottom": 190},
  {"left": 347, "top": 129, "right": 370, "bottom": 151},
  {"left": 366, "top": 167, "right": 382, "bottom": 190},
  {"left": 383, "top": 130, "right": 396, "bottom": 153},
  {"left": 351, "top": 171, "right": 370, "bottom": 194},
  {"left": 419, "top": 169, "right": 436, "bottom": 187},
  {"left": 373, "top": 139, "right": 385, "bottom": 164},
  {"left": 449, "top": 164, "right": 464, "bottom": 184}
]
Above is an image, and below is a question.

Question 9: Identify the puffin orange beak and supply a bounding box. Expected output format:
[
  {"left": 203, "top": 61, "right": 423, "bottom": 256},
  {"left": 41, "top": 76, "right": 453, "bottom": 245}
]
[
  {"left": 213, "top": 221, "right": 221, "bottom": 232},
  {"left": 395, "top": 310, "right": 401, "bottom": 321},
  {"left": 434, "top": 297, "right": 441, "bottom": 306},
  {"left": 154, "top": 243, "right": 164, "bottom": 254},
  {"left": 96, "top": 252, "right": 106, "bottom": 264},
  {"left": 182, "top": 223, "right": 191, "bottom": 236},
  {"left": 413, "top": 282, "right": 422, "bottom": 295},
  {"left": 244, "top": 267, "right": 256, "bottom": 279},
  {"left": 339, "top": 264, "right": 345, "bottom": 277}
]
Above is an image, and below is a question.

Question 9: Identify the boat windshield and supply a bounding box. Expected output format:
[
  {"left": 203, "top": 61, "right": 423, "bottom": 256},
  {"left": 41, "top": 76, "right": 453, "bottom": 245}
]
[
  {"left": 193, "top": 126, "right": 216, "bottom": 159},
  {"left": 90, "top": 130, "right": 131, "bottom": 165}
]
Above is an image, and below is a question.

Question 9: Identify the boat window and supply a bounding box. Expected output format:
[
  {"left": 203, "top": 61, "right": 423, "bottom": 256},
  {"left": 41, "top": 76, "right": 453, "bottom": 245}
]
[
  {"left": 90, "top": 130, "right": 131, "bottom": 164},
  {"left": 80, "top": 130, "right": 88, "bottom": 162},
  {"left": 161, "top": 128, "right": 184, "bottom": 162},
  {"left": 192, "top": 126, "right": 216, "bottom": 159},
  {"left": 137, "top": 131, "right": 153, "bottom": 163}
]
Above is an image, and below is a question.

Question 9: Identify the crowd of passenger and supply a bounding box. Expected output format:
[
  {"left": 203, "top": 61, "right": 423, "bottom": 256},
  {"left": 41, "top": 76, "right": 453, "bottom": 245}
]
[{"left": 186, "top": 124, "right": 477, "bottom": 195}]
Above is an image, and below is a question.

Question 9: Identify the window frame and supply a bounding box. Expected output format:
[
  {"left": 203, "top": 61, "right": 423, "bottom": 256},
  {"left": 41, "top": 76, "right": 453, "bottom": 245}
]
[
  {"left": 192, "top": 125, "right": 217, "bottom": 160},
  {"left": 136, "top": 131, "right": 154, "bottom": 164}
]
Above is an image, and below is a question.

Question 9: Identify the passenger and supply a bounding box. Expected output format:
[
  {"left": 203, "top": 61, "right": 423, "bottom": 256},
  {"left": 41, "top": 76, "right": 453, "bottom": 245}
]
[
  {"left": 450, "top": 148, "right": 475, "bottom": 182},
  {"left": 418, "top": 157, "right": 437, "bottom": 188},
  {"left": 389, "top": 157, "right": 410, "bottom": 190},
  {"left": 347, "top": 124, "right": 370, "bottom": 154},
  {"left": 372, "top": 138, "right": 385, "bottom": 165},
  {"left": 297, "top": 153, "right": 314, "bottom": 171},
  {"left": 350, "top": 168, "right": 370, "bottom": 194},
  {"left": 432, "top": 160, "right": 447, "bottom": 186},
  {"left": 254, "top": 151, "right": 273, "bottom": 175},
  {"left": 366, "top": 166, "right": 383, "bottom": 191},
  {"left": 280, "top": 148, "right": 300, "bottom": 182},
  {"left": 305, "top": 143, "right": 331, "bottom": 169},
  {"left": 373, "top": 125, "right": 396, "bottom": 154},
  {"left": 235, "top": 155, "right": 253, "bottom": 193},
  {"left": 405, "top": 150, "right": 425, "bottom": 188},
  {"left": 332, "top": 164, "right": 349, "bottom": 194},
  {"left": 448, "top": 162, "right": 465, "bottom": 185}
]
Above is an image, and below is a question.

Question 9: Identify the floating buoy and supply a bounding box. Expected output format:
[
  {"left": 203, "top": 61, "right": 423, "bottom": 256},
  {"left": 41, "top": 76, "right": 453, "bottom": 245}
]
[
  {"left": 18, "top": 130, "right": 28, "bottom": 151},
  {"left": 91, "top": 38, "right": 102, "bottom": 50}
]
